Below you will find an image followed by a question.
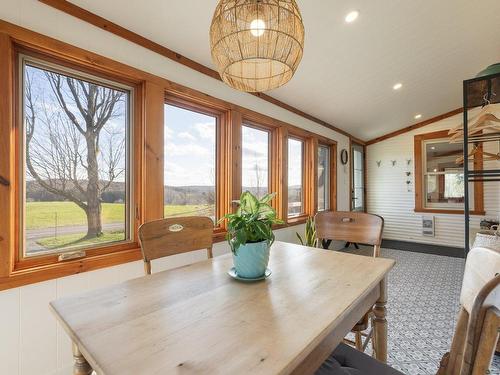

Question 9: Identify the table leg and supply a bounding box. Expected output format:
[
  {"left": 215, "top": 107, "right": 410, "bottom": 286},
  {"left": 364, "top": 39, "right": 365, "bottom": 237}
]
[
  {"left": 373, "top": 278, "right": 388, "bottom": 363},
  {"left": 72, "top": 342, "right": 93, "bottom": 375}
]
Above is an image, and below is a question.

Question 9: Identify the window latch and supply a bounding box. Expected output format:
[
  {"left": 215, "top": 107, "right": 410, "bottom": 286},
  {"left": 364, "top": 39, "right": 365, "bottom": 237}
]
[
  {"left": 0, "top": 175, "right": 9, "bottom": 186},
  {"left": 58, "top": 250, "right": 86, "bottom": 262}
]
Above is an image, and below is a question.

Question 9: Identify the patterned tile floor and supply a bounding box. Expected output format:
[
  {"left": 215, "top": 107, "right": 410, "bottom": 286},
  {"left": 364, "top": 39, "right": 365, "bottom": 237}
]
[{"left": 342, "top": 245, "right": 500, "bottom": 375}]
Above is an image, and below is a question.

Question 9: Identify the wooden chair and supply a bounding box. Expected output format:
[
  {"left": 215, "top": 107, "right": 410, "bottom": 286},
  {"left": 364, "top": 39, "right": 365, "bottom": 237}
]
[
  {"left": 315, "top": 211, "right": 384, "bottom": 258},
  {"left": 138, "top": 216, "right": 214, "bottom": 275},
  {"left": 316, "top": 246, "right": 500, "bottom": 375},
  {"left": 437, "top": 246, "right": 500, "bottom": 375},
  {"left": 315, "top": 211, "right": 384, "bottom": 353}
]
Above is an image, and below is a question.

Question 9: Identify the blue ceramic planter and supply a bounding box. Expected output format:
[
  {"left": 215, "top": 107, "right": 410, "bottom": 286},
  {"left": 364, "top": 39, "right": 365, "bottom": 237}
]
[{"left": 232, "top": 241, "right": 270, "bottom": 278}]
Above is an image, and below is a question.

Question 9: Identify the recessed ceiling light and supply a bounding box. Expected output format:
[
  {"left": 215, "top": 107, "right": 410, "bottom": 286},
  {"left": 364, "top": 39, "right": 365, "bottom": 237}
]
[
  {"left": 345, "top": 10, "right": 359, "bottom": 23},
  {"left": 414, "top": 114, "right": 422, "bottom": 120},
  {"left": 393, "top": 83, "right": 403, "bottom": 90}
]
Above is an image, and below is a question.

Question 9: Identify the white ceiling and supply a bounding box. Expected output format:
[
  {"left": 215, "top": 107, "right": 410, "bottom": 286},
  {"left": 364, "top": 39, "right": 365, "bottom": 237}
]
[{"left": 69, "top": 0, "right": 500, "bottom": 141}]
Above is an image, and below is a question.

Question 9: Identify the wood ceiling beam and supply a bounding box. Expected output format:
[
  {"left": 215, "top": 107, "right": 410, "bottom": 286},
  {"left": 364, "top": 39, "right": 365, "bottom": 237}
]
[
  {"left": 366, "top": 108, "right": 463, "bottom": 146},
  {"left": 38, "top": 0, "right": 365, "bottom": 145}
]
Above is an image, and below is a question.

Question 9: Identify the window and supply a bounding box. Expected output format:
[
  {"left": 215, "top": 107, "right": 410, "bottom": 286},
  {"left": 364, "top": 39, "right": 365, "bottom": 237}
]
[
  {"left": 288, "top": 138, "right": 304, "bottom": 217},
  {"left": 351, "top": 143, "right": 365, "bottom": 212},
  {"left": 318, "top": 145, "right": 330, "bottom": 211},
  {"left": 414, "top": 130, "right": 484, "bottom": 214},
  {"left": 21, "top": 57, "right": 132, "bottom": 256},
  {"left": 423, "top": 140, "right": 465, "bottom": 208},
  {"left": 242, "top": 125, "right": 269, "bottom": 199},
  {"left": 164, "top": 103, "right": 217, "bottom": 222}
]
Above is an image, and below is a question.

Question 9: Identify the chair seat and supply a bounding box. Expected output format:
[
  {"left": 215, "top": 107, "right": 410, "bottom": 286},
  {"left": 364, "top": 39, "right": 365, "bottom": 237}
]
[{"left": 315, "top": 343, "right": 404, "bottom": 375}]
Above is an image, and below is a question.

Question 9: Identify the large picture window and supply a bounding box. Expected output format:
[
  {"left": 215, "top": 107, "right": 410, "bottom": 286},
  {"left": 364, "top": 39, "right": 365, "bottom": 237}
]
[
  {"left": 242, "top": 124, "right": 270, "bottom": 199},
  {"left": 164, "top": 103, "right": 217, "bottom": 222},
  {"left": 288, "top": 138, "right": 304, "bottom": 217},
  {"left": 21, "top": 57, "right": 132, "bottom": 256}
]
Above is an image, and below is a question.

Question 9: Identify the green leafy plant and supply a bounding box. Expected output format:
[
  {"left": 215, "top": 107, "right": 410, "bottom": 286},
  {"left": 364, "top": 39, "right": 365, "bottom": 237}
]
[
  {"left": 296, "top": 216, "right": 318, "bottom": 247},
  {"left": 220, "top": 191, "right": 284, "bottom": 254}
]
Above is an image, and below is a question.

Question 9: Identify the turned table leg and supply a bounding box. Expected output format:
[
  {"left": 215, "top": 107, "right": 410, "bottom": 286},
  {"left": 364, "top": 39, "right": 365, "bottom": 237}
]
[
  {"left": 373, "top": 277, "right": 388, "bottom": 363},
  {"left": 72, "top": 342, "right": 93, "bottom": 375}
]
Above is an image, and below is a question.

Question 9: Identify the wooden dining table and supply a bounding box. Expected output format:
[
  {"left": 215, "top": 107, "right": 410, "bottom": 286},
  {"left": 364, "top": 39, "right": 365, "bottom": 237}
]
[{"left": 50, "top": 241, "right": 395, "bottom": 375}]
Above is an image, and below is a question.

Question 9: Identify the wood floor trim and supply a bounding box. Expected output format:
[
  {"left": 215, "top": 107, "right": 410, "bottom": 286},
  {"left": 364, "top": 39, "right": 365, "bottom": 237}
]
[{"left": 37, "top": 0, "right": 365, "bottom": 145}]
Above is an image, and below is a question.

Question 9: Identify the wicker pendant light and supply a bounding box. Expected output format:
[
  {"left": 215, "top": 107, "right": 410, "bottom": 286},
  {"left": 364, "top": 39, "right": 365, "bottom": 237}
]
[{"left": 210, "top": 0, "right": 305, "bottom": 93}]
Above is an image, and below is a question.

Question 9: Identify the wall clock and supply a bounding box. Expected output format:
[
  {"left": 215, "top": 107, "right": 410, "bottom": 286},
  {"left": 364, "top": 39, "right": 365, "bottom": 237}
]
[{"left": 340, "top": 149, "right": 349, "bottom": 165}]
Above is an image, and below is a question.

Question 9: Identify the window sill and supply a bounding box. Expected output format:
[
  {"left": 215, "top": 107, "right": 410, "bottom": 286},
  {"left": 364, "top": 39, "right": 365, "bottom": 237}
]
[
  {"left": 414, "top": 208, "right": 485, "bottom": 215},
  {"left": 0, "top": 247, "right": 143, "bottom": 291},
  {"left": 287, "top": 214, "right": 309, "bottom": 225}
]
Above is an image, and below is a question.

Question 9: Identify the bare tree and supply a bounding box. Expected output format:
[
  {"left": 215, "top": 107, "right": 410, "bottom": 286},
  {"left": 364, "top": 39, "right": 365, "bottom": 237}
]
[{"left": 25, "top": 69, "right": 125, "bottom": 238}]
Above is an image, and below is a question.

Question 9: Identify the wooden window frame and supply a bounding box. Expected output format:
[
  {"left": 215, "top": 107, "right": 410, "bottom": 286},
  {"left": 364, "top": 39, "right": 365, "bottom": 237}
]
[
  {"left": 240, "top": 120, "right": 275, "bottom": 201},
  {"left": 287, "top": 134, "right": 312, "bottom": 223},
  {"left": 10, "top": 47, "right": 145, "bottom": 271},
  {"left": 317, "top": 142, "right": 337, "bottom": 213},
  {"left": 163, "top": 93, "right": 231, "bottom": 240},
  {"left": 0, "top": 21, "right": 339, "bottom": 290},
  {"left": 414, "top": 130, "right": 484, "bottom": 215}
]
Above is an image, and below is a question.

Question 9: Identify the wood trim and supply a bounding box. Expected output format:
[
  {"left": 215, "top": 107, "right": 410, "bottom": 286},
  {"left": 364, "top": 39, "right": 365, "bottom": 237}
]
[
  {"left": 0, "top": 33, "right": 14, "bottom": 278},
  {"left": 143, "top": 81, "right": 165, "bottom": 222},
  {"left": 413, "top": 129, "right": 484, "bottom": 215},
  {"left": 36, "top": 0, "right": 364, "bottom": 145},
  {"left": 367, "top": 108, "right": 463, "bottom": 145},
  {"left": 331, "top": 143, "right": 338, "bottom": 211},
  {"left": 276, "top": 127, "right": 288, "bottom": 221},
  {"left": 307, "top": 137, "right": 318, "bottom": 217},
  {"left": 231, "top": 111, "right": 243, "bottom": 202}
]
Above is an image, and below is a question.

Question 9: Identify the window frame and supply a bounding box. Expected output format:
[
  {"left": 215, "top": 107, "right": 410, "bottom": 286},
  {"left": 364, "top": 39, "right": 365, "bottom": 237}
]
[
  {"left": 287, "top": 135, "right": 307, "bottom": 221},
  {"left": 164, "top": 93, "right": 231, "bottom": 239},
  {"left": 18, "top": 54, "right": 135, "bottom": 260},
  {"left": 414, "top": 130, "right": 484, "bottom": 215},
  {"left": 317, "top": 142, "right": 337, "bottom": 212},
  {"left": 1, "top": 39, "right": 146, "bottom": 283},
  {"left": 240, "top": 121, "right": 272, "bottom": 200}
]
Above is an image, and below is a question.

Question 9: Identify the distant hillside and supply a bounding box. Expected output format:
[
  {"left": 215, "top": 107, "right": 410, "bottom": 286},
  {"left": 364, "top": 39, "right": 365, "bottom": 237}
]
[{"left": 27, "top": 180, "right": 301, "bottom": 205}]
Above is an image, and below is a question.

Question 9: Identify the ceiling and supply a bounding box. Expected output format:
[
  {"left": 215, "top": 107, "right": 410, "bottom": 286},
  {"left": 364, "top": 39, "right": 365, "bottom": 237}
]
[{"left": 68, "top": 0, "right": 500, "bottom": 141}]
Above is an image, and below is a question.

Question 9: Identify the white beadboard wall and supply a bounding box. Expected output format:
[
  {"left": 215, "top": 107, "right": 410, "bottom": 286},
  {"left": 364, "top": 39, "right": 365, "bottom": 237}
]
[
  {"left": 0, "top": 225, "right": 305, "bottom": 375},
  {"left": 366, "top": 109, "right": 500, "bottom": 248},
  {"left": 0, "top": 0, "right": 353, "bottom": 374}
]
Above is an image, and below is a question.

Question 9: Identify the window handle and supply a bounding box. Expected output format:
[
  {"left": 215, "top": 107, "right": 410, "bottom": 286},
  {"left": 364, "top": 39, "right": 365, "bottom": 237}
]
[{"left": 0, "top": 176, "right": 9, "bottom": 187}]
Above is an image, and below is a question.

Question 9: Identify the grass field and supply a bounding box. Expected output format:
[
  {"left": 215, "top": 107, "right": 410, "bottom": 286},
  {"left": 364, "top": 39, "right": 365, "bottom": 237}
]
[
  {"left": 26, "top": 201, "right": 214, "bottom": 230},
  {"left": 36, "top": 230, "right": 125, "bottom": 250}
]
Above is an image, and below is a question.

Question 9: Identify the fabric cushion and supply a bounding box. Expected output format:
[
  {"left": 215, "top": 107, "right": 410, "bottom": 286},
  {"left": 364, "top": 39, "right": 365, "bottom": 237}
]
[{"left": 315, "top": 343, "right": 404, "bottom": 375}]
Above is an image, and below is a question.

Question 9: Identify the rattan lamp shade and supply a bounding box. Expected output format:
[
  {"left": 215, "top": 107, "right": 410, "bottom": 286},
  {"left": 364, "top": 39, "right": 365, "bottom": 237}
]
[{"left": 210, "top": 0, "right": 305, "bottom": 93}]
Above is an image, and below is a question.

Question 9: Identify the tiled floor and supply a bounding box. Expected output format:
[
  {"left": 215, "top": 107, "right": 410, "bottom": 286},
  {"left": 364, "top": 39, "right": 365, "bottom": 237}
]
[{"left": 343, "top": 245, "right": 500, "bottom": 375}]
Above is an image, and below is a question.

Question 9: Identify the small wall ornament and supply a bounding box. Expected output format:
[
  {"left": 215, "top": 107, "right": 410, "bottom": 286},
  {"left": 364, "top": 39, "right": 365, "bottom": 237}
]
[
  {"left": 376, "top": 160, "right": 381, "bottom": 167},
  {"left": 340, "top": 149, "right": 349, "bottom": 165},
  {"left": 391, "top": 160, "right": 397, "bottom": 167}
]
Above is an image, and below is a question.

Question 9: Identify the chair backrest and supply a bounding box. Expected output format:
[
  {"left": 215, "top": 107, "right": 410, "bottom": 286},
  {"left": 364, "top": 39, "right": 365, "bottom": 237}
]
[
  {"left": 439, "top": 246, "right": 500, "bottom": 375},
  {"left": 138, "top": 216, "right": 214, "bottom": 275},
  {"left": 315, "top": 211, "right": 384, "bottom": 257}
]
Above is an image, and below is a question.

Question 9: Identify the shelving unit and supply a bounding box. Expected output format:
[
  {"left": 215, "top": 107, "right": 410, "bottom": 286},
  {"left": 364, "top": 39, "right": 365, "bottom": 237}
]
[{"left": 463, "top": 65, "right": 500, "bottom": 254}]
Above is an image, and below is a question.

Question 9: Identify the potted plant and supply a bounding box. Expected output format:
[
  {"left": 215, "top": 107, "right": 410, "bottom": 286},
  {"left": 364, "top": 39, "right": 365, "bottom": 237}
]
[
  {"left": 220, "top": 191, "right": 284, "bottom": 279},
  {"left": 296, "top": 216, "right": 318, "bottom": 247}
]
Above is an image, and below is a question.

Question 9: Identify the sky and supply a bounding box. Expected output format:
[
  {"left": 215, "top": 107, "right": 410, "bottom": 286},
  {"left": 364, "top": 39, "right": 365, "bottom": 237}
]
[
  {"left": 24, "top": 63, "right": 128, "bottom": 184},
  {"left": 164, "top": 104, "right": 303, "bottom": 188}
]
